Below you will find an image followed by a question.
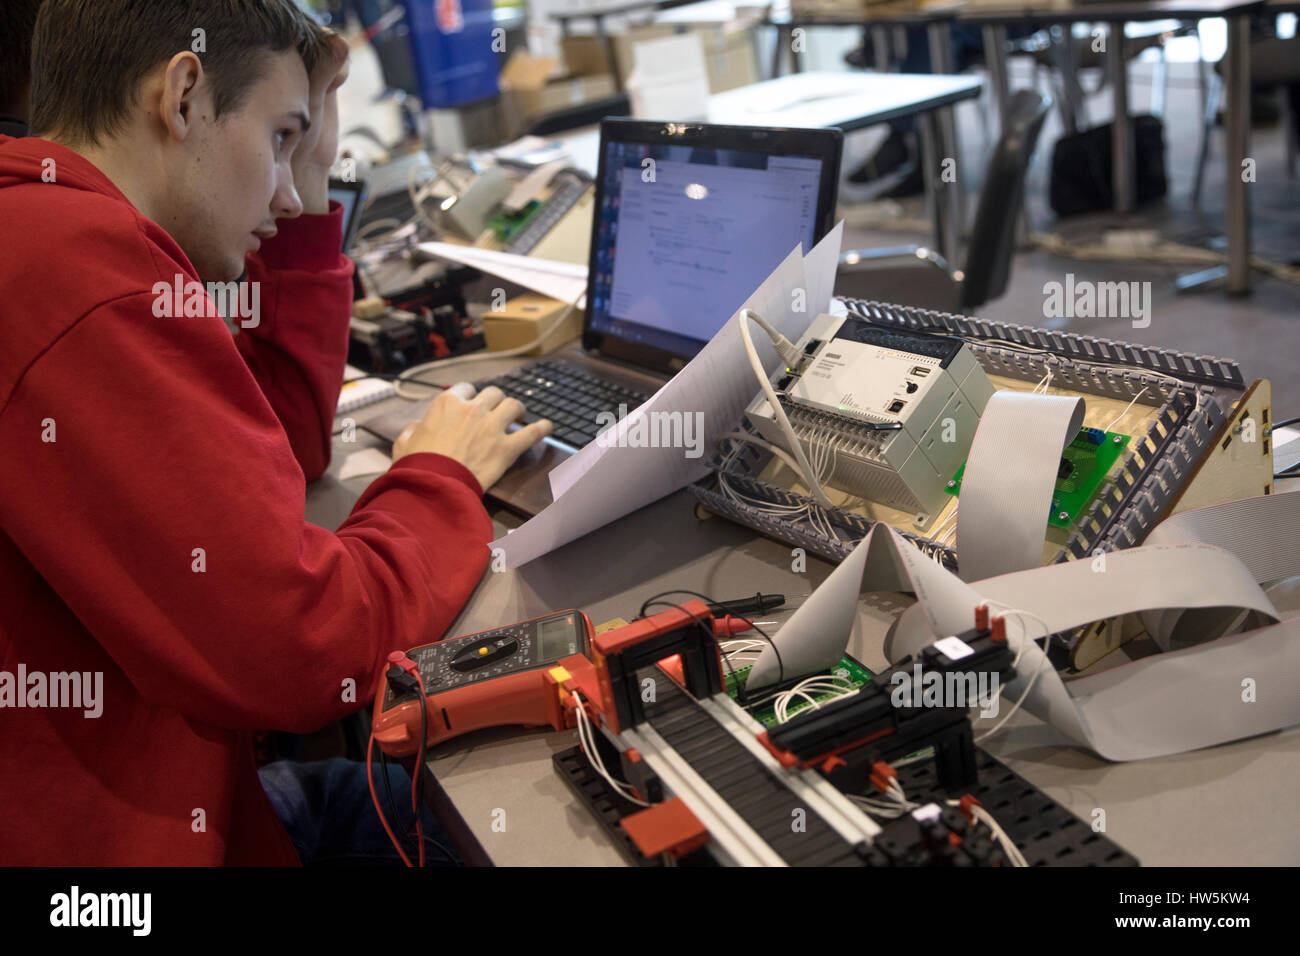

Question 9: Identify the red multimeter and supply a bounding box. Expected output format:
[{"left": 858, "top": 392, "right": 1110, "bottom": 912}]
[{"left": 371, "top": 610, "right": 597, "bottom": 756}]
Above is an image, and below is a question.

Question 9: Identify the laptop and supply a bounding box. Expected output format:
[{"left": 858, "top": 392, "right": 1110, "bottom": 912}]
[{"left": 371, "top": 118, "right": 843, "bottom": 516}]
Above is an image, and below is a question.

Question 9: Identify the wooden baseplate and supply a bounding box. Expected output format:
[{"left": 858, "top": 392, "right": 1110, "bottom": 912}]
[{"left": 1070, "top": 379, "right": 1273, "bottom": 669}]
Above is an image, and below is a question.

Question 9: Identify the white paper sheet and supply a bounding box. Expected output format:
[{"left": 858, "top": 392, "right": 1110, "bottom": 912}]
[
  {"left": 416, "top": 242, "right": 588, "bottom": 305},
  {"left": 628, "top": 33, "right": 711, "bottom": 121},
  {"left": 491, "top": 223, "right": 846, "bottom": 567}
]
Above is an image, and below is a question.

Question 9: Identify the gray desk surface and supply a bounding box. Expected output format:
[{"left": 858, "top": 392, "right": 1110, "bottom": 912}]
[
  {"left": 769, "top": 1, "right": 963, "bottom": 26},
  {"left": 310, "top": 347, "right": 1300, "bottom": 866},
  {"left": 704, "top": 71, "right": 982, "bottom": 131},
  {"left": 550, "top": 72, "right": 982, "bottom": 154},
  {"left": 950, "top": 0, "right": 1265, "bottom": 25}
]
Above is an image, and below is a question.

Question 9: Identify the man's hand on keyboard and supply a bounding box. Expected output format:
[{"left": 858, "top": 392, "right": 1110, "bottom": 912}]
[{"left": 391, "top": 385, "right": 552, "bottom": 492}]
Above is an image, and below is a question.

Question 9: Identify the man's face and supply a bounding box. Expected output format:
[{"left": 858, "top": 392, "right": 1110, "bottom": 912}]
[{"left": 167, "top": 51, "right": 310, "bottom": 281}]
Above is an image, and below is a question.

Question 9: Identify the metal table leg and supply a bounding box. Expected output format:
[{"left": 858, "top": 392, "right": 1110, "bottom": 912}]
[
  {"left": 594, "top": 15, "right": 621, "bottom": 93},
  {"left": 1181, "top": 14, "right": 1255, "bottom": 295},
  {"left": 1223, "top": 12, "right": 1253, "bottom": 295},
  {"left": 927, "top": 20, "right": 964, "bottom": 264},
  {"left": 1053, "top": 25, "right": 1085, "bottom": 133},
  {"left": 771, "top": 24, "right": 786, "bottom": 79},
  {"left": 982, "top": 25, "right": 1011, "bottom": 121},
  {"left": 1108, "top": 22, "right": 1134, "bottom": 214},
  {"left": 982, "top": 23, "right": 1030, "bottom": 244},
  {"left": 873, "top": 24, "right": 891, "bottom": 72},
  {"left": 919, "top": 111, "right": 946, "bottom": 261}
]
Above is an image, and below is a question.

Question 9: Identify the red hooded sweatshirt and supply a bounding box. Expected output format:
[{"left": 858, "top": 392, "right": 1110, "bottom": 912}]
[{"left": 0, "top": 136, "right": 493, "bottom": 864}]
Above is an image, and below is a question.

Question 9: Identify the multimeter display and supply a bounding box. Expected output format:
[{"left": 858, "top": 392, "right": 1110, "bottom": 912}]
[
  {"left": 538, "top": 615, "right": 581, "bottom": 660},
  {"left": 384, "top": 611, "right": 588, "bottom": 707}
]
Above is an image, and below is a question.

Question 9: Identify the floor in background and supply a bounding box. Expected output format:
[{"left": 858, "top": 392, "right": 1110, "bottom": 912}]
[{"left": 832, "top": 58, "right": 1300, "bottom": 417}]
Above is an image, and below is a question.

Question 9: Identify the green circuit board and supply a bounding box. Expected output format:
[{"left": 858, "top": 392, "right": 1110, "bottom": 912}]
[
  {"left": 725, "top": 655, "right": 874, "bottom": 729},
  {"left": 944, "top": 427, "right": 1130, "bottom": 529},
  {"left": 488, "top": 200, "right": 543, "bottom": 242}
]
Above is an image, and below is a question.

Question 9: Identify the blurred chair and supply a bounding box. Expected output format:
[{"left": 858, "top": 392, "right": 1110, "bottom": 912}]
[{"left": 835, "top": 89, "right": 1051, "bottom": 313}]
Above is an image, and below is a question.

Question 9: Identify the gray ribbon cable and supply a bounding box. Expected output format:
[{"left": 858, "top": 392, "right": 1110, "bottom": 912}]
[
  {"left": 956, "top": 392, "right": 1085, "bottom": 582},
  {"left": 747, "top": 391, "right": 1300, "bottom": 762}
]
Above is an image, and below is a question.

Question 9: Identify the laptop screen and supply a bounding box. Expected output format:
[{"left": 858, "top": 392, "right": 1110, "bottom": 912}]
[
  {"left": 585, "top": 123, "right": 839, "bottom": 364},
  {"left": 328, "top": 178, "right": 367, "bottom": 255}
]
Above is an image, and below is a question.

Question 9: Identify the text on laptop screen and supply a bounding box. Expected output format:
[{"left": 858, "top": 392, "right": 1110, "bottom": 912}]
[{"left": 589, "top": 140, "right": 823, "bottom": 359}]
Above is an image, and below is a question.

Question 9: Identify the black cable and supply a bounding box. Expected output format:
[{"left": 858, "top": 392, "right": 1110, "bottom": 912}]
[
  {"left": 1270, "top": 416, "right": 1300, "bottom": 432},
  {"left": 634, "top": 582, "right": 785, "bottom": 702},
  {"left": 377, "top": 749, "right": 406, "bottom": 850},
  {"left": 636, "top": 589, "right": 786, "bottom": 690},
  {"left": 640, "top": 597, "right": 751, "bottom": 706},
  {"left": 383, "top": 749, "right": 462, "bottom": 866},
  {"left": 413, "top": 676, "right": 429, "bottom": 866}
]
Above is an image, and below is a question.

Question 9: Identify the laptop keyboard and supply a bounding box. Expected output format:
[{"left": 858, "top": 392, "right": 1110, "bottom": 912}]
[{"left": 474, "top": 360, "right": 653, "bottom": 449}]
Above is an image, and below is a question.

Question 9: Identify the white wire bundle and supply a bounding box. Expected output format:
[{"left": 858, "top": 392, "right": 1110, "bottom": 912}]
[
  {"left": 928, "top": 504, "right": 960, "bottom": 553},
  {"left": 715, "top": 429, "right": 849, "bottom": 546},
  {"left": 720, "top": 638, "right": 769, "bottom": 663},
  {"left": 850, "top": 778, "right": 917, "bottom": 819},
  {"left": 716, "top": 434, "right": 830, "bottom": 541},
  {"left": 850, "top": 772, "right": 1029, "bottom": 866},
  {"left": 947, "top": 799, "right": 1029, "bottom": 867},
  {"left": 771, "top": 674, "right": 858, "bottom": 724},
  {"left": 971, "top": 602, "right": 1054, "bottom": 743},
  {"left": 738, "top": 309, "right": 833, "bottom": 507},
  {"left": 571, "top": 693, "right": 649, "bottom": 807}
]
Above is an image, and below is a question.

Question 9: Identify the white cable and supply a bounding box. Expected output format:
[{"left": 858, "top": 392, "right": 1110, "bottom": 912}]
[
  {"left": 972, "top": 603, "right": 1053, "bottom": 742},
  {"left": 772, "top": 674, "right": 857, "bottom": 723},
  {"left": 720, "top": 431, "right": 808, "bottom": 482},
  {"left": 741, "top": 308, "right": 804, "bottom": 367},
  {"left": 739, "top": 309, "right": 833, "bottom": 507},
  {"left": 572, "top": 695, "right": 650, "bottom": 807},
  {"left": 947, "top": 800, "right": 1028, "bottom": 867},
  {"left": 1104, "top": 386, "right": 1148, "bottom": 432},
  {"left": 930, "top": 505, "right": 959, "bottom": 543}
]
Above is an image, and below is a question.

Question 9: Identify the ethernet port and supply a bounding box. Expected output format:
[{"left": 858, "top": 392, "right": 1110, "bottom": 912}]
[{"left": 887, "top": 399, "right": 906, "bottom": 414}]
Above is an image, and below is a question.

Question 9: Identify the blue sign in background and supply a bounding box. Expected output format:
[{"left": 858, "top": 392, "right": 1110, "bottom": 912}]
[{"left": 402, "top": 0, "right": 500, "bottom": 108}]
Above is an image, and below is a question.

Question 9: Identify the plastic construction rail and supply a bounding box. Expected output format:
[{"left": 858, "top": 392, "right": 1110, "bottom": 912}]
[{"left": 839, "top": 299, "right": 1246, "bottom": 391}]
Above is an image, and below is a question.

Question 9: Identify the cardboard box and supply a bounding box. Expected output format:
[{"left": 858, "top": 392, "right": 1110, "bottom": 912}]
[
  {"left": 610, "top": 24, "right": 759, "bottom": 93},
  {"left": 498, "top": 48, "right": 617, "bottom": 139},
  {"left": 560, "top": 35, "right": 616, "bottom": 78},
  {"left": 482, "top": 294, "right": 582, "bottom": 356}
]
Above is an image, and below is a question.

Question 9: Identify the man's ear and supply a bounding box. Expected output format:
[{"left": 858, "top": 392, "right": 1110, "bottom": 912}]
[{"left": 158, "top": 51, "right": 206, "bottom": 142}]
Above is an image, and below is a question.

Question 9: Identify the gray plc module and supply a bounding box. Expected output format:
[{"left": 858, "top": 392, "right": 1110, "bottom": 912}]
[{"left": 746, "top": 315, "right": 995, "bottom": 523}]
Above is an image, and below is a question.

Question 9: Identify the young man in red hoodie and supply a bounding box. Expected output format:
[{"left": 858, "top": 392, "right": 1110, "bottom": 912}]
[{"left": 0, "top": 1, "right": 550, "bottom": 864}]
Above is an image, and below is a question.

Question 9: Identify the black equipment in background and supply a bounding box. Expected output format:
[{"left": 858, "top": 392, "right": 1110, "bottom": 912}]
[{"left": 1049, "top": 115, "right": 1168, "bottom": 217}]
